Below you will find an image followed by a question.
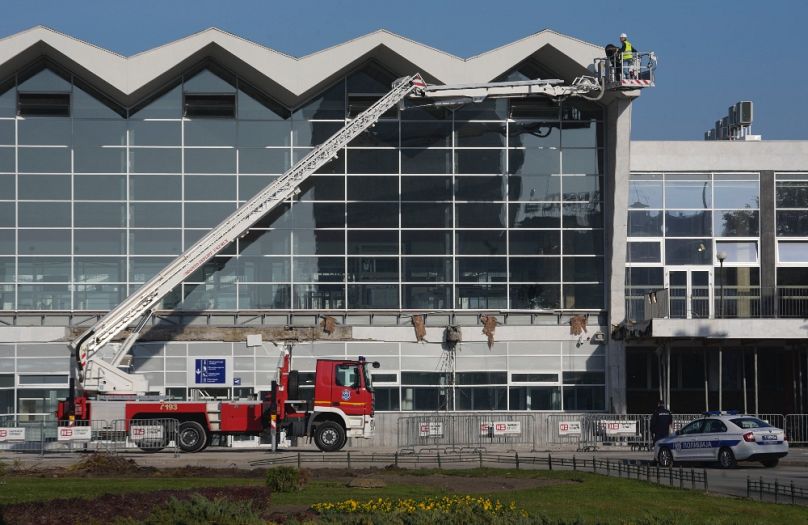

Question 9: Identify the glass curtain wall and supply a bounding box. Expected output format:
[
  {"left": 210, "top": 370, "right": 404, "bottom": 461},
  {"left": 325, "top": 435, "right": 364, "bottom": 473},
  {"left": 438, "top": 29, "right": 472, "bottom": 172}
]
[
  {"left": 0, "top": 60, "right": 605, "bottom": 311},
  {"left": 625, "top": 172, "right": 760, "bottom": 320}
]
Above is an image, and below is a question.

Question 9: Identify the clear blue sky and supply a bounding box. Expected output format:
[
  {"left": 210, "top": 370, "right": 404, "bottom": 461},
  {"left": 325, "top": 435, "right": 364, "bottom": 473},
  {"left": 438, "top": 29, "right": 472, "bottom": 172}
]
[{"left": 2, "top": 0, "right": 805, "bottom": 140}]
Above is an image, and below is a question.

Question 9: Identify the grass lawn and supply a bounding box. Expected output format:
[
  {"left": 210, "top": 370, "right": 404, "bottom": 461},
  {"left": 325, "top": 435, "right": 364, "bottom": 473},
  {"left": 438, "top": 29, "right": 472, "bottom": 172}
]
[{"left": 1, "top": 468, "right": 806, "bottom": 524}]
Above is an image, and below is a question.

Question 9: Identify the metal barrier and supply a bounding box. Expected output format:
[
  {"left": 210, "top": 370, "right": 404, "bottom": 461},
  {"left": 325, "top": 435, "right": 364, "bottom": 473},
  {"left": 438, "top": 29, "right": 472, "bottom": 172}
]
[
  {"left": 545, "top": 414, "right": 597, "bottom": 451},
  {"left": 0, "top": 418, "right": 179, "bottom": 455},
  {"left": 748, "top": 476, "right": 808, "bottom": 504},
  {"left": 112, "top": 418, "right": 180, "bottom": 455},
  {"left": 593, "top": 414, "right": 651, "bottom": 449},
  {"left": 397, "top": 414, "right": 537, "bottom": 452},
  {"left": 785, "top": 414, "right": 808, "bottom": 445}
]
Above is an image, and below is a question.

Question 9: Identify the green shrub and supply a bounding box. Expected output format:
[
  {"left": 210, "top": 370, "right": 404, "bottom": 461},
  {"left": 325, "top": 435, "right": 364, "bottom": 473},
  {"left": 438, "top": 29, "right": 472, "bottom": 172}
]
[
  {"left": 114, "top": 494, "right": 264, "bottom": 525},
  {"left": 266, "top": 466, "right": 307, "bottom": 493}
]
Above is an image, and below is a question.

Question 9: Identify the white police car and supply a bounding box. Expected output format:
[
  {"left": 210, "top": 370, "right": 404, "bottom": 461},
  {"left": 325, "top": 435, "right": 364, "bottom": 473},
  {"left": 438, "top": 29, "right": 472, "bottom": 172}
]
[{"left": 654, "top": 412, "right": 788, "bottom": 469}]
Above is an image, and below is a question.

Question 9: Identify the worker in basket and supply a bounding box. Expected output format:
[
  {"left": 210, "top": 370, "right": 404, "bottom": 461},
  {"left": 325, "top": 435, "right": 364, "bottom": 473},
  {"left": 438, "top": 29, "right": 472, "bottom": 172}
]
[{"left": 618, "top": 33, "right": 638, "bottom": 80}]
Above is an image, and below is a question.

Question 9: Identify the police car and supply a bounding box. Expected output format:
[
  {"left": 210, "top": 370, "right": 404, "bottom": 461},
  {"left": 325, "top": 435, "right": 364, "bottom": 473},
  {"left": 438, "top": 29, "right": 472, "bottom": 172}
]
[{"left": 654, "top": 411, "right": 788, "bottom": 469}]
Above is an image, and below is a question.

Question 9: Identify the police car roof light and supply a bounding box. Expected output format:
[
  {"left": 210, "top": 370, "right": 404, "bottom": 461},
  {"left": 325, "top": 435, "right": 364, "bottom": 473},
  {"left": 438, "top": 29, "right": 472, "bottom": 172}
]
[{"left": 703, "top": 409, "right": 739, "bottom": 416}]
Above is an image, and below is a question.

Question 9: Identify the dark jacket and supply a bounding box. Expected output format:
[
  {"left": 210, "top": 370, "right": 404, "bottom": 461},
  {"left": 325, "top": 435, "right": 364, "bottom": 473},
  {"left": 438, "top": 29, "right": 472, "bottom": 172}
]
[{"left": 650, "top": 406, "right": 672, "bottom": 440}]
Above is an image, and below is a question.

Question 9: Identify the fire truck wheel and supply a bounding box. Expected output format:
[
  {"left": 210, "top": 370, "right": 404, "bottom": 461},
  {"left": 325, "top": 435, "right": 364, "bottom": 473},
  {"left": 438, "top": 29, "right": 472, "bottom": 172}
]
[
  {"left": 314, "top": 421, "right": 346, "bottom": 452},
  {"left": 178, "top": 421, "right": 208, "bottom": 453}
]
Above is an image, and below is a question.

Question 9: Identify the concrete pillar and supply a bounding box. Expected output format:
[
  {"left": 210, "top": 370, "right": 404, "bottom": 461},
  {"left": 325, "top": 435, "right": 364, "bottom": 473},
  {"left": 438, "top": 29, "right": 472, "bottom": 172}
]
[{"left": 605, "top": 95, "right": 634, "bottom": 413}]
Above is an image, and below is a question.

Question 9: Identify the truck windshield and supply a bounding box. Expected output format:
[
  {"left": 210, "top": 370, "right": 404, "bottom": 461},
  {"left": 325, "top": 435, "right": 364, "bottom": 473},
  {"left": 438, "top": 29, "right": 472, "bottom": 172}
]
[{"left": 362, "top": 365, "right": 374, "bottom": 392}]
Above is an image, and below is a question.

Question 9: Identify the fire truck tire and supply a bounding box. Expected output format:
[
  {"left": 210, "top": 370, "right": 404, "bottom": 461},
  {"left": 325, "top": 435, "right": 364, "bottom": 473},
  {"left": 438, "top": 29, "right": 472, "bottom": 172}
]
[
  {"left": 314, "top": 421, "right": 346, "bottom": 452},
  {"left": 178, "top": 421, "right": 208, "bottom": 453}
]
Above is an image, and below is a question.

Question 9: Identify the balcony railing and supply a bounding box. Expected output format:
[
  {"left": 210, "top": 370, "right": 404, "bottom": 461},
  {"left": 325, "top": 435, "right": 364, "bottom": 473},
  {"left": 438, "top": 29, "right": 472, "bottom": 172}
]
[{"left": 626, "top": 286, "right": 808, "bottom": 321}]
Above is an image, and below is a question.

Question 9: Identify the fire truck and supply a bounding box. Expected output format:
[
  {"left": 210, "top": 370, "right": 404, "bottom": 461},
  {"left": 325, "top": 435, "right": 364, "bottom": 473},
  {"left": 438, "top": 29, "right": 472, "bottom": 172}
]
[{"left": 57, "top": 58, "right": 655, "bottom": 452}]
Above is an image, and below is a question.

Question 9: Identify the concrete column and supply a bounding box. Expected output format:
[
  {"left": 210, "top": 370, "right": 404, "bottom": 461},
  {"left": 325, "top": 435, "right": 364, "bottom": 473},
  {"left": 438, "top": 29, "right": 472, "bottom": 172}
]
[{"left": 605, "top": 95, "right": 634, "bottom": 413}]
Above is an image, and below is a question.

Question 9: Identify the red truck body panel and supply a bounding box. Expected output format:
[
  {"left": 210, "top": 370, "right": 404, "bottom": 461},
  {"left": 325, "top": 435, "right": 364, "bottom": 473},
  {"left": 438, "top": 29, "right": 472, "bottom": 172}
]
[
  {"left": 219, "top": 402, "right": 263, "bottom": 432},
  {"left": 125, "top": 401, "right": 209, "bottom": 424}
]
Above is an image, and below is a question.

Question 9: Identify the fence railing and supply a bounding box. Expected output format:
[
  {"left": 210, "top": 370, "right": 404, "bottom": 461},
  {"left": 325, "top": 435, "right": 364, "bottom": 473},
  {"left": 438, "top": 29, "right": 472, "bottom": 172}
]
[
  {"left": 0, "top": 418, "right": 179, "bottom": 455},
  {"left": 249, "top": 450, "right": 707, "bottom": 491},
  {"left": 747, "top": 476, "right": 808, "bottom": 504},
  {"left": 626, "top": 286, "right": 808, "bottom": 321}
]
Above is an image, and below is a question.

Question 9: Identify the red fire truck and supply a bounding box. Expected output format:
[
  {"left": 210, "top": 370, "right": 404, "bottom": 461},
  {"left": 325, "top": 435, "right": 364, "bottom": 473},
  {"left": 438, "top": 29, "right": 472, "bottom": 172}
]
[{"left": 57, "top": 348, "right": 378, "bottom": 452}]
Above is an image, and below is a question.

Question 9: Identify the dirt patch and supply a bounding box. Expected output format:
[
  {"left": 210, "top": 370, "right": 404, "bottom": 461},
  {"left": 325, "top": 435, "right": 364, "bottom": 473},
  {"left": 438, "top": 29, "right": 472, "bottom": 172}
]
[
  {"left": 0, "top": 486, "right": 271, "bottom": 525},
  {"left": 67, "top": 453, "right": 151, "bottom": 475}
]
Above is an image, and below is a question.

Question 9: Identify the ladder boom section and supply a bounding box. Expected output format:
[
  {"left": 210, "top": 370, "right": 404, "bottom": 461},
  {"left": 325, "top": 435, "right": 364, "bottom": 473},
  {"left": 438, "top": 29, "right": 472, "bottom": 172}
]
[{"left": 72, "top": 73, "right": 427, "bottom": 371}]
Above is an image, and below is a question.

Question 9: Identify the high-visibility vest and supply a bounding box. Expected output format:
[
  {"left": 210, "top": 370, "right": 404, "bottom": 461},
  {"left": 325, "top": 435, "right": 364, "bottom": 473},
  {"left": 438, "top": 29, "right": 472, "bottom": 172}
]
[{"left": 622, "top": 41, "right": 634, "bottom": 61}]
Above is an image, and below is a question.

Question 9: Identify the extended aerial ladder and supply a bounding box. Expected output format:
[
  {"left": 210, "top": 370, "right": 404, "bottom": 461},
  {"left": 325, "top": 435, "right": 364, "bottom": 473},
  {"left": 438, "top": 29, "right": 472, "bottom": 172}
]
[{"left": 70, "top": 65, "right": 653, "bottom": 399}]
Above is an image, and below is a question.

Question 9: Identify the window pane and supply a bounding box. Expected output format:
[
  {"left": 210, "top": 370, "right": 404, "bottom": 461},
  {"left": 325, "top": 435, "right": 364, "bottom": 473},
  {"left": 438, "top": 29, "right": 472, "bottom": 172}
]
[
  {"left": 456, "top": 285, "right": 506, "bottom": 309},
  {"left": 130, "top": 85, "right": 182, "bottom": 118},
  {"left": 776, "top": 181, "right": 808, "bottom": 208},
  {"left": 130, "top": 175, "right": 182, "bottom": 200},
  {"left": 714, "top": 180, "right": 759, "bottom": 208},
  {"left": 19, "top": 230, "right": 70, "bottom": 254},
  {"left": 457, "top": 257, "right": 507, "bottom": 282},
  {"left": 509, "top": 149, "right": 560, "bottom": 176},
  {"left": 401, "top": 149, "right": 451, "bottom": 174},
  {"left": 401, "top": 176, "right": 452, "bottom": 201},
  {"left": 75, "top": 257, "right": 125, "bottom": 282},
  {"left": 778, "top": 242, "right": 808, "bottom": 263},
  {"left": 715, "top": 210, "right": 759, "bottom": 237},
  {"left": 185, "top": 149, "right": 236, "bottom": 174},
  {"left": 18, "top": 202, "right": 68, "bottom": 227},
  {"left": 185, "top": 203, "right": 235, "bottom": 228},
  {"left": 291, "top": 230, "right": 341, "bottom": 256},
  {"left": 402, "top": 230, "right": 450, "bottom": 255},
  {"left": 456, "top": 387, "right": 506, "bottom": 410},
  {"left": 628, "top": 242, "right": 661, "bottom": 263},
  {"left": 509, "top": 386, "right": 561, "bottom": 410},
  {"left": 18, "top": 118, "right": 71, "bottom": 145},
  {"left": 238, "top": 256, "right": 289, "bottom": 282},
  {"left": 238, "top": 121, "right": 291, "bottom": 147},
  {"left": 347, "top": 150, "right": 397, "bottom": 174},
  {"left": 563, "top": 230, "right": 603, "bottom": 255},
  {"left": 348, "top": 284, "right": 398, "bottom": 308},
  {"left": 401, "top": 122, "right": 451, "bottom": 147},
  {"left": 74, "top": 202, "right": 126, "bottom": 227},
  {"left": 563, "top": 284, "right": 604, "bottom": 309},
  {"left": 628, "top": 177, "right": 663, "bottom": 208},
  {"left": 628, "top": 210, "right": 663, "bottom": 237},
  {"left": 509, "top": 121, "right": 560, "bottom": 149},
  {"left": 130, "top": 148, "right": 181, "bottom": 173},
  {"left": 347, "top": 175, "right": 397, "bottom": 201},
  {"left": 293, "top": 284, "right": 345, "bottom": 309},
  {"left": 349, "top": 121, "right": 398, "bottom": 147},
  {"left": 185, "top": 176, "right": 237, "bottom": 201},
  {"left": 457, "top": 203, "right": 505, "bottom": 228},
  {"left": 510, "top": 230, "right": 560, "bottom": 255},
  {"left": 455, "top": 122, "right": 505, "bottom": 147},
  {"left": 777, "top": 211, "right": 808, "bottom": 237},
  {"left": 665, "top": 179, "right": 711, "bottom": 208},
  {"left": 74, "top": 120, "right": 126, "bottom": 146},
  {"left": 239, "top": 148, "right": 290, "bottom": 174},
  {"left": 403, "top": 258, "right": 451, "bottom": 282},
  {"left": 185, "top": 119, "right": 236, "bottom": 146},
  {"left": 665, "top": 211, "right": 712, "bottom": 237},
  {"left": 562, "top": 203, "right": 602, "bottom": 228},
  {"left": 456, "top": 230, "right": 506, "bottom": 255},
  {"left": 129, "top": 120, "right": 181, "bottom": 146},
  {"left": 456, "top": 150, "right": 503, "bottom": 174},
  {"left": 509, "top": 203, "right": 560, "bottom": 228},
  {"left": 716, "top": 241, "right": 758, "bottom": 263},
  {"left": 130, "top": 203, "right": 181, "bottom": 228},
  {"left": 348, "top": 257, "right": 398, "bottom": 282},
  {"left": 401, "top": 203, "right": 451, "bottom": 228},
  {"left": 75, "top": 284, "right": 125, "bottom": 310},
  {"left": 18, "top": 257, "right": 70, "bottom": 282},
  {"left": 510, "top": 257, "right": 560, "bottom": 282},
  {"left": 562, "top": 149, "right": 601, "bottom": 174},
  {"left": 402, "top": 285, "right": 451, "bottom": 309},
  {"left": 347, "top": 230, "right": 397, "bottom": 255},
  {"left": 18, "top": 148, "right": 70, "bottom": 173},
  {"left": 563, "top": 258, "right": 604, "bottom": 282},
  {"left": 347, "top": 203, "right": 396, "bottom": 228},
  {"left": 293, "top": 257, "right": 344, "bottom": 282},
  {"left": 665, "top": 239, "right": 712, "bottom": 265},
  {"left": 17, "top": 285, "right": 71, "bottom": 309},
  {"left": 456, "top": 176, "right": 505, "bottom": 201},
  {"left": 74, "top": 147, "right": 126, "bottom": 173},
  {"left": 75, "top": 175, "right": 125, "bottom": 200},
  {"left": 130, "top": 230, "right": 181, "bottom": 255},
  {"left": 74, "top": 230, "right": 125, "bottom": 255},
  {"left": 238, "top": 283, "right": 290, "bottom": 309}
]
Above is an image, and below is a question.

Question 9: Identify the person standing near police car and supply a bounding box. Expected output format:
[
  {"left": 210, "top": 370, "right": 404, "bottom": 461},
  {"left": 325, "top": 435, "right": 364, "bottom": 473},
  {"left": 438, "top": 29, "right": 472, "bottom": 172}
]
[{"left": 650, "top": 400, "right": 672, "bottom": 444}]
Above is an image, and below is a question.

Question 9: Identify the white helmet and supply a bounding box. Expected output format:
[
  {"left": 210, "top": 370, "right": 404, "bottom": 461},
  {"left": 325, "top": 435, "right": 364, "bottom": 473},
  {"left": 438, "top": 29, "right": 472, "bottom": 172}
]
[{"left": 620, "top": 33, "right": 627, "bottom": 38}]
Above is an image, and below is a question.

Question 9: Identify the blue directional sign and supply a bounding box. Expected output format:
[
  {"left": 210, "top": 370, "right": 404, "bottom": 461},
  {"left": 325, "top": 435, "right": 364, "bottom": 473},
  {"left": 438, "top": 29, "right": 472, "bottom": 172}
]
[{"left": 194, "top": 358, "right": 226, "bottom": 385}]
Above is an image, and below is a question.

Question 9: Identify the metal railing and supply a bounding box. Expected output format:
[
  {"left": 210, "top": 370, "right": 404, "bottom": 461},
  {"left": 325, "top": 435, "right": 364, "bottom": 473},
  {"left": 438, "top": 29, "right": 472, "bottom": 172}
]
[
  {"left": 747, "top": 476, "right": 808, "bottom": 504},
  {"left": 626, "top": 286, "right": 808, "bottom": 321}
]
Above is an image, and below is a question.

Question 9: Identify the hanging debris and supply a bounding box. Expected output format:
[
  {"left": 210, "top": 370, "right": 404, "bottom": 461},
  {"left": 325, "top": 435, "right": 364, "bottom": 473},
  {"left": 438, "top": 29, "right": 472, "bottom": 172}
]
[
  {"left": 570, "top": 315, "right": 588, "bottom": 336},
  {"left": 411, "top": 314, "right": 427, "bottom": 342},
  {"left": 444, "top": 325, "right": 462, "bottom": 350},
  {"left": 320, "top": 315, "right": 337, "bottom": 335},
  {"left": 480, "top": 315, "right": 497, "bottom": 349}
]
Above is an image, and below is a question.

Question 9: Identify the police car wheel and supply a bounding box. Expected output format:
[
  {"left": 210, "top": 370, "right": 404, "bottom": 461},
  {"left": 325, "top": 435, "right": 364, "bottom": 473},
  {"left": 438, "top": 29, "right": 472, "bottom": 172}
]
[
  {"left": 657, "top": 447, "right": 673, "bottom": 468},
  {"left": 761, "top": 458, "right": 779, "bottom": 468},
  {"left": 718, "top": 447, "right": 736, "bottom": 469}
]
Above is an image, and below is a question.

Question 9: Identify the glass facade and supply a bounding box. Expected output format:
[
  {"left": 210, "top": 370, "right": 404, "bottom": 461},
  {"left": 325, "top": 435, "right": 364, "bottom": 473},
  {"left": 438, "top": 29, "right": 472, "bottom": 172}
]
[
  {"left": 0, "top": 60, "right": 606, "bottom": 312},
  {"left": 625, "top": 172, "right": 760, "bottom": 319}
]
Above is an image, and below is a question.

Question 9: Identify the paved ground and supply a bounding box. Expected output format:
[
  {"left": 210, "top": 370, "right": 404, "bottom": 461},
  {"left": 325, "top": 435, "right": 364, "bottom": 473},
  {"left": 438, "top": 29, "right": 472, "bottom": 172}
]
[{"left": 4, "top": 446, "right": 808, "bottom": 503}]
